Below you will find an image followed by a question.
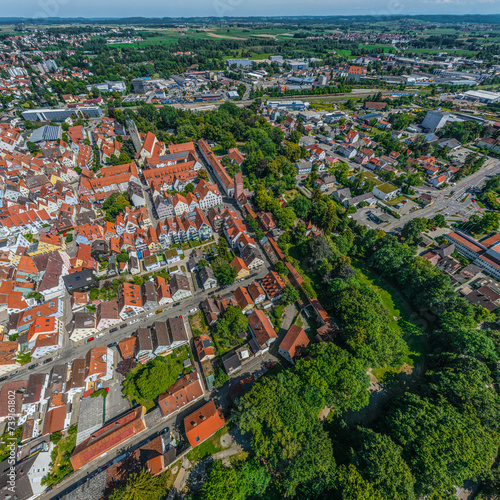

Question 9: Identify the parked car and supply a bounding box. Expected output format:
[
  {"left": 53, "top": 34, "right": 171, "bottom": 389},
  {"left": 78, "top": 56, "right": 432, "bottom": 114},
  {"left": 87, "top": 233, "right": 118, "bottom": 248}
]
[
  {"left": 43, "top": 358, "right": 53, "bottom": 364},
  {"left": 156, "top": 309, "right": 163, "bottom": 314},
  {"left": 86, "top": 337, "right": 95, "bottom": 343},
  {"left": 120, "top": 324, "right": 127, "bottom": 329},
  {"left": 189, "top": 308, "right": 197, "bottom": 314},
  {"left": 130, "top": 319, "right": 139, "bottom": 325},
  {"left": 28, "top": 364, "right": 38, "bottom": 370},
  {"left": 146, "top": 312, "right": 154, "bottom": 318},
  {"left": 110, "top": 327, "right": 118, "bottom": 333},
  {"left": 107, "top": 342, "right": 118, "bottom": 348}
]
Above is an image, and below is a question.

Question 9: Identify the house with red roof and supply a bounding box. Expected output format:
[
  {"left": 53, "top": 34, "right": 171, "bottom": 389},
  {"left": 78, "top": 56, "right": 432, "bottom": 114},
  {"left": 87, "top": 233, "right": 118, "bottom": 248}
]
[
  {"left": 184, "top": 400, "right": 225, "bottom": 448},
  {"left": 278, "top": 325, "right": 310, "bottom": 364},
  {"left": 158, "top": 371, "right": 204, "bottom": 418},
  {"left": 71, "top": 406, "right": 146, "bottom": 470},
  {"left": 248, "top": 310, "right": 277, "bottom": 351}
]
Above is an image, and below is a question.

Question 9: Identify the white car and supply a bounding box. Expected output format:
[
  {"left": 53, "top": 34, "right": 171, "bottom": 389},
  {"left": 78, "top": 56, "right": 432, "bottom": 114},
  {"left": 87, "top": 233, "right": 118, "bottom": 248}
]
[
  {"left": 146, "top": 312, "right": 154, "bottom": 318},
  {"left": 130, "top": 319, "right": 139, "bottom": 325},
  {"left": 189, "top": 308, "right": 198, "bottom": 314}
]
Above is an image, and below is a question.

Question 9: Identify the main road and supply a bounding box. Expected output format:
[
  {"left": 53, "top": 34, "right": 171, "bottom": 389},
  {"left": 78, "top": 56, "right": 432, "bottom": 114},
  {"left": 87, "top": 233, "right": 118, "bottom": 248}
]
[{"left": 369, "top": 157, "right": 500, "bottom": 233}]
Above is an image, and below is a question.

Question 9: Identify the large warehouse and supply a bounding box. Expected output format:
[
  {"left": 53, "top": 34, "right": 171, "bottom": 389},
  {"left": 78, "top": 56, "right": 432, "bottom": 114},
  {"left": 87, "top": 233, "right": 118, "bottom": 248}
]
[{"left": 457, "top": 89, "right": 500, "bottom": 104}]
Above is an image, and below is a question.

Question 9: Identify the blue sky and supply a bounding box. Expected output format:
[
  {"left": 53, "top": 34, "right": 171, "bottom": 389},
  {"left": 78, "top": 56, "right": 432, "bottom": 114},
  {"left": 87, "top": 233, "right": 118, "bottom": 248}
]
[{"left": 5, "top": 0, "right": 500, "bottom": 19}]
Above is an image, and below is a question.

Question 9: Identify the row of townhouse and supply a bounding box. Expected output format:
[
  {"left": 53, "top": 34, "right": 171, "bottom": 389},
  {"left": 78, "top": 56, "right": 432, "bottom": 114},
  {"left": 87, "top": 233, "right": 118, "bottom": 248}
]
[
  {"left": 118, "top": 316, "right": 189, "bottom": 364},
  {"left": 66, "top": 276, "right": 190, "bottom": 343}
]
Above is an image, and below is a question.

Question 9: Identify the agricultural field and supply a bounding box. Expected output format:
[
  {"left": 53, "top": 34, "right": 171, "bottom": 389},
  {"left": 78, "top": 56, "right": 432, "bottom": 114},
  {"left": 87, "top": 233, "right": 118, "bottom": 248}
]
[{"left": 358, "top": 43, "right": 397, "bottom": 53}]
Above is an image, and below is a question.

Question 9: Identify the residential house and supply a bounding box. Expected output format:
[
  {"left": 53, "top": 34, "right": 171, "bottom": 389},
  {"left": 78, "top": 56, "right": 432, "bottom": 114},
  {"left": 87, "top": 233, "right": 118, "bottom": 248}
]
[
  {"left": 117, "top": 283, "right": 144, "bottom": 319},
  {"left": 170, "top": 274, "right": 192, "bottom": 302},
  {"left": 151, "top": 322, "right": 171, "bottom": 356},
  {"left": 199, "top": 266, "right": 218, "bottom": 290},
  {"left": 194, "top": 335, "right": 215, "bottom": 362},
  {"left": 141, "top": 281, "right": 158, "bottom": 311},
  {"left": 96, "top": 299, "right": 121, "bottom": 331},
  {"left": 135, "top": 328, "right": 154, "bottom": 364},
  {"left": 118, "top": 337, "right": 137, "bottom": 360},
  {"left": 248, "top": 281, "right": 266, "bottom": 305},
  {"left": 373, "top": 183, "right": 400, "bottom": 201},
  {"left": 63, "top": 269, "right": 97, "bottom": 294},
  {"left": 158, "top": 371, "right": 203, "bottom": 417},
  {"left": 278, "top": 325, "right": 309, "bottom": 365},
  {"left": 248, "top": 310, "right": 277, "bottom": 352},
  {"left": 70, "top": 407, "right": 146, "bottom": 471},
  {"left": 84, "top": 346, "right": 113, "bottom": 387},
  {"left": 183, "top": 400, "right": 225, "bottom": 448},
  {"left": 260, "top": 271, "right": 285, "bottom": 301},
  {"left": 240, "top": 246, "right": 264, "bottom": 270},
  {"left": 295, "top": 159, "right": 313, "bottom": 175},
  {"left": 69, "top": 312, "right": 97, "bottom": 342},
  {"left": 233, "top": 286, "right": 255, "bottom": 313},
  {"left": 166, "top": 317, "right": 189, "bottom": 349},
  {"left": 66, "top": 358, "right": 86, "bottom": 397},
  {"left": 230, "top": 256, "right": 250, "bottom": 281}
]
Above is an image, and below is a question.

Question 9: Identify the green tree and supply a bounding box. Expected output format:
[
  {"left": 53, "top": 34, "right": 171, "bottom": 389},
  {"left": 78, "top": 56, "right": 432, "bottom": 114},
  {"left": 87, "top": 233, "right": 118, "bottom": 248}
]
[
  {"left": 283, "top": 284, "right": 299, "bottom": 305},
  {"left": 108, "top": 469, "right": 167, "bottom": 500},
  {"left": 200, "top": 459, "right": 271, "bottom": 500},
  {"left": 351, "top": 428, "right": 416, "bottom": 500},
  {"left": 383, "top": 393, "right": 498, "bottom": 498},
  {"left": 282, "top": 141, "right": 302, "bottom": 162},
  {"left": 333, "top": 465, "right": 384, "bottom": 500},
  {"left": 296, "top": 343, "right": 370, "bottom": 412},
  {"left": 215, "top": 261, "right": 237, "bottom": 285},
  {"left": 197, "top": 169, "right": 209, "bottom": 181},
  {"left": 401, "top": 218, "right": 428, "bottom": 245}
]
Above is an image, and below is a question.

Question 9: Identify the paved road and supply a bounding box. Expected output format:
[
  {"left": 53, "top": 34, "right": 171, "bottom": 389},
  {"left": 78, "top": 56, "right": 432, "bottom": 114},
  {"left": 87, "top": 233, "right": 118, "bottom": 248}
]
[
  {"left": 354, "top": 157, "right": 500, "bottom": 233},
  {"left": 7, "top": 264, "right": 271, "bottom": 385}
]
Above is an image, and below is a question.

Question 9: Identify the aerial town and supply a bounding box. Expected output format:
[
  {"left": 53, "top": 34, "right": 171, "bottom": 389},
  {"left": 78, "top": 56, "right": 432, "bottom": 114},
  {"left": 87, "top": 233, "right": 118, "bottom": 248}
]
[{"left": 0, "top": 14, "right": 498, "bottom": 500}]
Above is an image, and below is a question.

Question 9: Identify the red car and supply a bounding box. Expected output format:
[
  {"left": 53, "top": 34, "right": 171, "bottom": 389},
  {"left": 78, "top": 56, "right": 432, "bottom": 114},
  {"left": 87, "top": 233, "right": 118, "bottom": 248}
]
[
  {"left": 86, "top": 337, "right": 95, "bottom": 343},
  {"left": 267, "top": 363, "right": 274, "bottom": 369}
]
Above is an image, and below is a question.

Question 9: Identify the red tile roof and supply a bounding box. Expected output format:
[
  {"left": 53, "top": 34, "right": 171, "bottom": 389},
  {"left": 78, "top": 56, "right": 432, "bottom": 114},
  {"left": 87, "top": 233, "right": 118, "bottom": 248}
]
[
  {"left": 279, "top": 325, "right": 309, "bottom": 361},
  {"left": 158, "top": 372, "right": 203, "bottom": 417},
  {"left": 184, "top": 400, "right": 225, "bottom": 448},
  {"left": 71, "top": 406, "right": 146, "bottom": 470}
]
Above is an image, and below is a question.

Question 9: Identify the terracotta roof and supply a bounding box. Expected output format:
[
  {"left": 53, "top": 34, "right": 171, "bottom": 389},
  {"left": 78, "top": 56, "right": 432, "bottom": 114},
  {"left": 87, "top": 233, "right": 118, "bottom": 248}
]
[
  {"left": 71, "top": 406, "right": 146, "bottom": 470},
  {"left": 279, "top": 325, "right": 309, "bottom": 361},
  {"left": 158, "top": 372, "right": 203, "bottom": 417},
  {"left": 184, "top": 400, "right": 225, "bottom": 448},
  {"left": 248, "top": 310, "right": 277, "bottom": 347},
  {"left": 118, "top": 337, "right": 136, "bottom": 359},
  {"left": 42, "top": 405, "right": 66, "bottom": 435}
]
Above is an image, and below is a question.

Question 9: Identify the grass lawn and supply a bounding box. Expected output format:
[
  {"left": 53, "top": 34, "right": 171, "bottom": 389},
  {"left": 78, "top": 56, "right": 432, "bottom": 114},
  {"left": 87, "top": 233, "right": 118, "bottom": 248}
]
[
  {"left": 335, "top": 49, "right": 352, "bottom": 58},
  {"left": 284, "top": 189, "right": 300, "bottom": 202},
  {"left": 351, "top": 260, "right": 428, "bottom": 382},
  {"left": 186, "top": 426, "right": 230, "bottom": 463},
  {"left": 189, "top": 311, "right": 209, "bottom": 337}
]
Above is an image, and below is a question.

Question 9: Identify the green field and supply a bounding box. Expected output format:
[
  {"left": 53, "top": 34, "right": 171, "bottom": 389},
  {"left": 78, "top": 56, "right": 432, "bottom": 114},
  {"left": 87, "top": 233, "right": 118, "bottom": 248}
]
[
  {"left": 110, "top": 26, "right": 299, "bottom": 48},
  {"left": 358, "top": 43, "right": 396, "bottom": 53}
]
